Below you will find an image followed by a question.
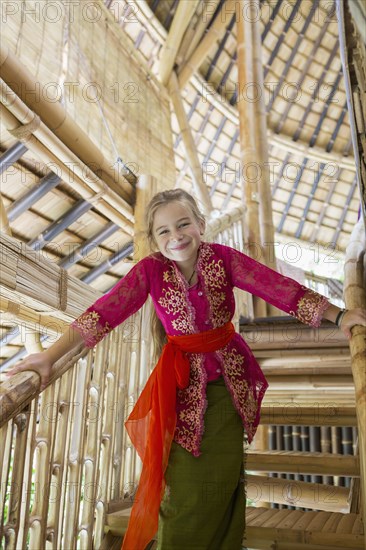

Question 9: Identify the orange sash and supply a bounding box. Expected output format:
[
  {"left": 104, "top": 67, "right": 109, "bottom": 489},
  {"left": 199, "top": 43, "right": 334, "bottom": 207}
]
[{"left": 121, "top": 321, "right": 236, "bottom": 550}]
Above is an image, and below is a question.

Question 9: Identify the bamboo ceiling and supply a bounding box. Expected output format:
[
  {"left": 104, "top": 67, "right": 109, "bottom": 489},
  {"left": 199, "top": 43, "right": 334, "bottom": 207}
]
[{"left": 0, "top": 0, "right": 365, "bottom": 363}]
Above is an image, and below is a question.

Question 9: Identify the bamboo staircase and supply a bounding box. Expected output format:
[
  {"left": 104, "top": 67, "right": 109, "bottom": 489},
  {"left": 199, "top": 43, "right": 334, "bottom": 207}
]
[
  {"left": 0, "top": 217, "right": 365, "bottom": 549},
  {"left": 102, "top": 318, "right": 364, "bottom": 550}
]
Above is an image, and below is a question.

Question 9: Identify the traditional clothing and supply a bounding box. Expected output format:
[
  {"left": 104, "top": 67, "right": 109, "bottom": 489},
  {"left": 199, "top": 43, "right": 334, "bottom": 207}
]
[{"left": 72, "top": 241, "right": 330, "bottom": 549}]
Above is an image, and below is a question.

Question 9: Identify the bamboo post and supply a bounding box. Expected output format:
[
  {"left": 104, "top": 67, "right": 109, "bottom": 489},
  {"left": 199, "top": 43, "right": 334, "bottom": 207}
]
[
  {"left": 343, "top": 217, "right": 366, "bottom": 531},
  {"left": 168, "top": 72, "right": 213, "bottom": 216},
  {"left": 235, "top": 0, "right": 266, "bottom": 317},
  {"left": 159, "top": 0, "right": 200, "bottom": 86},
  {"left": 251, "top": 0, "right": 278, "bottom": 317}
]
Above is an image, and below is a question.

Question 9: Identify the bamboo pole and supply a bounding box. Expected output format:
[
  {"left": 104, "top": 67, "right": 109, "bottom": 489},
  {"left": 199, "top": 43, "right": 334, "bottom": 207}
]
[
  {"left": 159, "top": 0, "right": 200, "bottom": 86},
  {"left": 235, "top": 0, "right": 266, "bottom": 317},
  {"left": 246, "top": 474, "right": 350, "bottom": 512},
  {"left": 168, "top": 72, "right": 213, "bottom": 216},
  {"left": 0, "top": 43, "right": 134, "bottom": 201},
  {"left": 251, "top": 0, "right": 277, "bottom": 278},
  {"left": 134, "top": 175, "right": 159, "bottom": 259},
  {"left": 178, "top": 0, "right": 237, "bottom": 88},
  {"left": 343, "top": 217, "right": 366, "bottom": 530},
  {"left": 28, "top": 383, "right": 55, "bottom": 548}
]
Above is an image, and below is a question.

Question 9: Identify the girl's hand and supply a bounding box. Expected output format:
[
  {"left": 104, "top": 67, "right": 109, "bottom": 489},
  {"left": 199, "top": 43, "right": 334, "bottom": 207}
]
[
  {"left": 5, "top": 352, "right": 53, "bottom": 391},
  {"left": 340, "top": 308, "right": 366, "bottom": 340}
]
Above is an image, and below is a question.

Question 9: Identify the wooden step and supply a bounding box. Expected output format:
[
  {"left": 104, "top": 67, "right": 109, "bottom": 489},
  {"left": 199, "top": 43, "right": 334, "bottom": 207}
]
[
  {"left": 245, "top": 507, "right": 364, "bottom": 549},
  {"left": 246, "top": 450, "right": 359, "bottom": 476}
]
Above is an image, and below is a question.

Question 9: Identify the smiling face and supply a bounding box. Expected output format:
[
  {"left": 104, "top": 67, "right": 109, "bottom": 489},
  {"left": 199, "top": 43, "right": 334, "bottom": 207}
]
[{"left": 152, "top": 201, "right": 205, "bottom": 271}]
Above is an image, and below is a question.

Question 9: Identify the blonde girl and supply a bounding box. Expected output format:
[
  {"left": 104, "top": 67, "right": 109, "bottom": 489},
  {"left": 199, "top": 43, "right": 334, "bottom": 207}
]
[{"left": 7, "top": 189, "right": 366, "bottom": 550}]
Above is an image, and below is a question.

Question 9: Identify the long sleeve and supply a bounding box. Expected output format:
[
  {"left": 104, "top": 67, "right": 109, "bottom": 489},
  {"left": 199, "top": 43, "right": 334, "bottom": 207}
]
[
  {"left": 71, "top": 257, "right": 150, "bottom": 347},
  {"left": 225, "top": 245, "right": 330, "bottom": 327}
]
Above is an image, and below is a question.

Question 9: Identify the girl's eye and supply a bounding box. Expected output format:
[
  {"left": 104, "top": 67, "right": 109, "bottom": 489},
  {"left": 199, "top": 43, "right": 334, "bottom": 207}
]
[{"left": 179, "top": 223, "right": 189, "bottom": 228}]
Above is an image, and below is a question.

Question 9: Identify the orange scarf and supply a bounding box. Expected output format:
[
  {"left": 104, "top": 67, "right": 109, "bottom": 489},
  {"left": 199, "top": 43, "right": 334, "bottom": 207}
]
[{"left": 121, "top": 321, "right": 236, "bottom": 550}]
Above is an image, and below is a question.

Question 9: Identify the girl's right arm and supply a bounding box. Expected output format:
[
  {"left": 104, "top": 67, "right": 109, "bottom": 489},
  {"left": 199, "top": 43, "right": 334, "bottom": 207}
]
[
  {"left": 5, "top": 256, "right": 151, "bottom": 391},
  {"left": 6, "top": 325, "right": 85, "bottom": 390}
]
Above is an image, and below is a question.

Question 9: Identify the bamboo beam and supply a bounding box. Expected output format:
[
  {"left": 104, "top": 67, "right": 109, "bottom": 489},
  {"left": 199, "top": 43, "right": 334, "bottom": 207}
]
[
  {"left": 247, "top": 474, "right": 350, "bottom": 512},
  {"left": 178, "top": 0, "right": 237, "bottom": 88},
  {"left": 177, "top": 0, "right": 222, "bottom": 67},
  {"left": 259, "top": 405, "right": 357, "bottom": 426},
  {"left": 0, "top": 90, "right": 134, "bottom": 232},
  {"left": 0, "top": 43, "right": 134, "bottom": 199},
  {"left": 168, "top": 72, "right": 213, "bottom": 215},
  {"left": 246, "top": 450, "right": 359, "bottom": 476},
  {"left": 344, "top": 217, "right": 366, "bottom": 530},
  {"left": 159, "top": 0, "right": 200, "bottom": 86}
]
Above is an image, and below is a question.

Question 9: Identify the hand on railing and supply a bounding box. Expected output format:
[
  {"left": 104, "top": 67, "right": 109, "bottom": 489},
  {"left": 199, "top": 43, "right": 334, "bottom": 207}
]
[
  {"left": 339, "top": 308, "right": 366, "bottom": 340},
  {"left": 5, "top": 352, "right": 53, "bottom": 391}
]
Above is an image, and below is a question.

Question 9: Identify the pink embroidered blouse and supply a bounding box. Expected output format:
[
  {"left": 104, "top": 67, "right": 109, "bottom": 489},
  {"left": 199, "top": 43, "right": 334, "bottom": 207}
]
[{"left": 71, "top": 242, "right": 330, "bottom": 456}]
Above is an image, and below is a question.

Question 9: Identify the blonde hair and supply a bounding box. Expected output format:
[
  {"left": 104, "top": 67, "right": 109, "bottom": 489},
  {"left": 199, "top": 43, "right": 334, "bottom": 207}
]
[{"left": 145, "top": 189, "right": 206, "bottom": 361}]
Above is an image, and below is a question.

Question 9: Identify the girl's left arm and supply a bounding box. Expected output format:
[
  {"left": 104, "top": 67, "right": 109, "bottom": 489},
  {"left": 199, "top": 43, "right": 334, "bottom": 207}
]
[{"left": 224, "top": 245, "right": 366, "bottom": 338}]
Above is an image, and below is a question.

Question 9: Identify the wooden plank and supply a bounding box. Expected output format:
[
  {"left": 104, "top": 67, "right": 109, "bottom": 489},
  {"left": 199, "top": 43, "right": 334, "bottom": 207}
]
[{"left": 305, "top": 511, "right": 333, "bottom": 532}]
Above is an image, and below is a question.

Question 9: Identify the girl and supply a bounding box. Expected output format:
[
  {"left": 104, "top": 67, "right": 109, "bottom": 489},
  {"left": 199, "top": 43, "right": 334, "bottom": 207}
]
[{"left": 6, "top": 189, "right": 366, "bottom": 550}]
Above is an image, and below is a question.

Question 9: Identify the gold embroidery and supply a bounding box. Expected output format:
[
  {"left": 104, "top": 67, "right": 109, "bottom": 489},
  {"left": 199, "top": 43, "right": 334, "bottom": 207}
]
[
  {"left": 175, "top": 354, "right": 205, "bottom": 453},
  {"left": 292, "top": 288, "right": 329, "bottom": 326},
  {"left": 73, "top": 310, "right": 111, "bottom": 343},
  {"left": 199, "top": 245, "right": 231, "bottom": 328},
  {"left": 158, "top": 268, "right": 195, "bottom": 334},
  {"left": 217, "top": 345, "right": 258, "bottom": 427}
]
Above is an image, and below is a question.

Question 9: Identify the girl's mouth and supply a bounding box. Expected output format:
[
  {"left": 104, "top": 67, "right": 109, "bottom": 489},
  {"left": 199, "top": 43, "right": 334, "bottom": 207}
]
[{"left": 171, "top": 242, "right": 189, "bottom": 251}]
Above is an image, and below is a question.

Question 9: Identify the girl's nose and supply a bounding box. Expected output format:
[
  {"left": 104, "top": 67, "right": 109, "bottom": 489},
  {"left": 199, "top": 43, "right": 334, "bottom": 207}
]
[{"left": 170, "top": 229, "right": 182, "bottom": 241}]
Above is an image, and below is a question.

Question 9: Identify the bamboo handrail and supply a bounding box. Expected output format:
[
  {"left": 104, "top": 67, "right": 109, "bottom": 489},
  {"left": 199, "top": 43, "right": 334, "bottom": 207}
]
[{"left": 0, "top": 344, "right": 86, "bottom": 427}]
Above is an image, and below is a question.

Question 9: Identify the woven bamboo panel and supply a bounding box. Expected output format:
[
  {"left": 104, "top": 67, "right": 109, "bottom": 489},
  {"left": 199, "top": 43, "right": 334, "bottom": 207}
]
[
  {"left": 0, "top": 233, "right": 100, "bottom": 322},
  {"left": 1, "top": 2, "right": 175, "bottom": 189}
]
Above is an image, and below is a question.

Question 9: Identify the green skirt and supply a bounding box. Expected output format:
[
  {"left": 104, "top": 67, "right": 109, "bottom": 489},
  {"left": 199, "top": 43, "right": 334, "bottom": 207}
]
[{"left": 157, "top": 377, "right": 246, "bottom": 550}]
